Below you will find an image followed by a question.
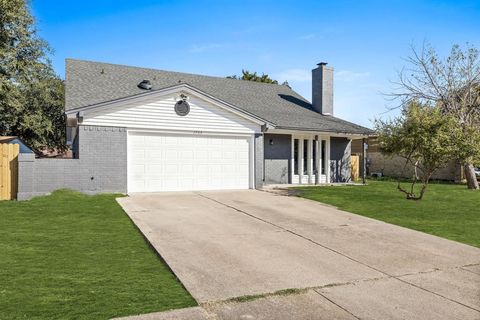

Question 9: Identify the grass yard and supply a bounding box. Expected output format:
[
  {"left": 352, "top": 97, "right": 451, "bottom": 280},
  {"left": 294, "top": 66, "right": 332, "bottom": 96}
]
[
  {"left": 0, "top": 190, "right": 196, "bottom": 320},
  {"left": 295, "top": 180, "right": 480, "bottom": 248}
]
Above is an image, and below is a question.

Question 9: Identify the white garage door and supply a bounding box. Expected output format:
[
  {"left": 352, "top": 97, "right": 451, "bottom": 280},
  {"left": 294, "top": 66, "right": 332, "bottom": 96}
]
[{"left": 128, "top": 132, "right": 252, "bottom": 192}]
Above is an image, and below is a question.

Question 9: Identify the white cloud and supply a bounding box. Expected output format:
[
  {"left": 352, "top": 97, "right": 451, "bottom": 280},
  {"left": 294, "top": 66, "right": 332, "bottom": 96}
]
[
  {"left": 189, "top": 43, "right": 225, "bottom": 53},
  {"left": 276, "top": 69, "right": 311, "bottom": 82},
  {"left": 336, "top": 70, "right": 371, "bottom": 82},
  {"left": 298, "top": 33, "right": 315, "bottom": 40}
]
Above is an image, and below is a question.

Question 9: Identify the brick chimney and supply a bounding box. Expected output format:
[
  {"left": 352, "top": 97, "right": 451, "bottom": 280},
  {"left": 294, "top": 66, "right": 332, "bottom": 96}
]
[{"left": 312, "top": 62, "right": 333, "bottom": 115}]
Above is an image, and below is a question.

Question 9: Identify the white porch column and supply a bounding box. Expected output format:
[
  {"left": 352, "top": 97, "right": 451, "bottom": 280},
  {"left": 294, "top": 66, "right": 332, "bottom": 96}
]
[
  {"left": 307, "top": 138, "right": 313, "bottom": 184},
  {"left": 326, "top": 137, "right": 331, "bottom": 183},
  {"left": 298, "top": 139, "right": 304, "bottom": 184}
]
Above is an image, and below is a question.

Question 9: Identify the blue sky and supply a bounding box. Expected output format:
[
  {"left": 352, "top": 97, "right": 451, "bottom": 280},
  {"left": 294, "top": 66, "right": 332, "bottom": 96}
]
[{"left": 31, "top": 0, "right": 480, "bottom": 128}]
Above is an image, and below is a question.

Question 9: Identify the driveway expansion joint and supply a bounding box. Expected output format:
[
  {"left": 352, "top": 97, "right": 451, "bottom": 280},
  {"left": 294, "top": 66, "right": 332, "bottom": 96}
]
[
  {"left": 200, "top": 276, "right": 386, "bottom": 306},
  {"left": 312, "top": 289, "right": 362, "bottom": 320},
  {"left": 461, "top": 265, "right": 480, "bottom": 276}
]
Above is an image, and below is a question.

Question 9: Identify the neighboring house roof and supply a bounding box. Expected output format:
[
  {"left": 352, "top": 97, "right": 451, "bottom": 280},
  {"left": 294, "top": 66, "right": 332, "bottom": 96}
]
[
  {"left": 0, "top": 136, "right": 17, "bottom": 143},
  {"left": 0, "top": 136, "right": 33, "bottom": 153},
  {"left": 66, "top": 59, "right": 373, "bottom": 135}
]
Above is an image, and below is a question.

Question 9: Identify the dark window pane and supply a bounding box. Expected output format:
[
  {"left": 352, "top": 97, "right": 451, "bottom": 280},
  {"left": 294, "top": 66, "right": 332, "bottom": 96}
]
[
  {"left": 303, "top": 140, "right": 308, "bottom": 175},
  {"left": 321, "top": 140, "right": 326, "bottom": 174},
  {"left": 294, "top": 139, "right": 299, "bottom": 175}
]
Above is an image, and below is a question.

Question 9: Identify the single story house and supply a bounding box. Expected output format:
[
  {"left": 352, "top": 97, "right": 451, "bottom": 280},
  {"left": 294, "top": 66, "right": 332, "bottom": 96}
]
[{"left": 17, "top": 59, "right": 372, "bottom": 200}]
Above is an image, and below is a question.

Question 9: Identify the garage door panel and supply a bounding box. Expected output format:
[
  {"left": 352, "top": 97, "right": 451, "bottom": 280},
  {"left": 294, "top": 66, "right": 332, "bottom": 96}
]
[
  {"left": 145, "top": 164, "right": 164, "bottom": 178},
  {"left": 179, "top": 179, "right": 194, "bottom": 190},
  {"left": 180, "top": 150, "right": 194, "bottom": 161},
  {"left": 223, "top": 151, "right": 235, "bottom": 160},
  {"left": 145, "top": 136, "right": 162, "bottom": 147},
  {"left": 164, "top": 136, "right": 178, "bottom": 145},
  {"left": 164, "top": 164, "right": 179, "bottom": 176},
  {"left": 146, "top": 180, "right": 163, "bottom": 192},
  {"left": 209, "top": 138, "right": 222, "bottom": 145},
  {"left": 221, "top": 164, "right": 235, "bottom": 175},
  {"left": 128, "top": 132, "right": 251, "bottom": 192},
  {"left": 163, "top": 179, "right": 178, "bottom": 190},
  {"left": 129, "top": 134, "right": 145, "bottom": 145},
  {"left": 165, "top": 149, "right": 179, "bottom": 162},
  {"left": 146, "top": 148, "right": 162, "bottom": 157},
  {"left": 196, "top": 164, "right": 209, "bottom": 177},
  {"left": 237, "top": 151, "right": 249, "bottom": 163},
  {"left": 182, "top": 164, "right": 194, "bottom": 176},
  {"left": 196, "top": 150, "right": 208, "bottom": 161},
  {"left": 210, "top": 151, "right": 222, "bottom": 160}
]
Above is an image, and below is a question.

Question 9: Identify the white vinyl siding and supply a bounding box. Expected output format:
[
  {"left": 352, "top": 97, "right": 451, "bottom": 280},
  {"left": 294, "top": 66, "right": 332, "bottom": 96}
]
[
  {"left": 82, "top": 94, "right": 260, "bottom": 134},
  {"left": 128, "top": 132, "right": 251, "bottom": 192}
]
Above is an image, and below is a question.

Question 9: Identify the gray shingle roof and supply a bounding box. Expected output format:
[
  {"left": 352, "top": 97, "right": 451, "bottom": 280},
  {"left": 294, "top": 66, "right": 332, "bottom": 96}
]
[{"left": 65, "top": 59, "right": 373, "bottom": 135}]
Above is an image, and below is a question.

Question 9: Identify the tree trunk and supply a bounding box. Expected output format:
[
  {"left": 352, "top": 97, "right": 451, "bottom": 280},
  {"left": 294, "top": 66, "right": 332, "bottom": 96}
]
[{"left": 464, "top": 163, "right": 479, "bottom": 190}]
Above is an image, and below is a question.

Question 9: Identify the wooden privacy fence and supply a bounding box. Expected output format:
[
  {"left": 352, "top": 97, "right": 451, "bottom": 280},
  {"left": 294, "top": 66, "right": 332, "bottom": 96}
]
[
  {"left": 351, "top": 155, "right": 360, "bottom": 182},
  {"left": 0, "top": 143, "right": 19, "bottom": 200}
]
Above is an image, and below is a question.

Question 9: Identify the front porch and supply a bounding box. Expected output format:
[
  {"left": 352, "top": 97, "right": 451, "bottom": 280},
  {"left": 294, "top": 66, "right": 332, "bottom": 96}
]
[
  {"left": 262, "top": 131, "right": 364, "bottom": 186},
  {"left": 291, "top": 134, "right": 330, "bottom": 184}
]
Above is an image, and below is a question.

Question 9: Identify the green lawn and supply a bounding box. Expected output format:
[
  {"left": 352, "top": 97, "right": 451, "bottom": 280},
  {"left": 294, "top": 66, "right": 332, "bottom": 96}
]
[
  {"left": 295, "top": 180, "right": 480, "bottom": 248},
  {"left": 0, "top": 190, "right": 196, "bottom": 320}
]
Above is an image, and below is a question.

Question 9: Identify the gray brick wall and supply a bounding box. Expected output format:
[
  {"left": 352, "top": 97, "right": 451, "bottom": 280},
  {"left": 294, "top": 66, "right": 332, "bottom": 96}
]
[
  {"left": 312, "top": 63, "right": 334, "bottom": 115},
  {"left": 17, "top": 125, "right": 127, "bottom": 200},
  {"left": 254, "top": 133, "right": 264, "bottom": 188},
  {"left": 17, "top": 153, "right": 36, "bottom": 197},
  {"left": 330, "top": 137, "right": 352, "bottom": 183},
  {"left": 264, "top": 133, "right": 291, "bottom": 184}
]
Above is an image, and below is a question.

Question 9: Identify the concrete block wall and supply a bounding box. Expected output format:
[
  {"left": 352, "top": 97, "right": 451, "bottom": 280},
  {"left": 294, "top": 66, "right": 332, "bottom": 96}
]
[
  {"left": 368, "top": 152, "right": 462, "bottom": 181},
  {"left": 330, "top": 137, "right": 352, "bottom": 183},
  {"left": 17, "top": 125, "right": 127, "bottom": 200},
  {"left": 264, "top": 134, "right": 291, "bottom": 184},
  {"left": 17, "top": 153, "right": 37, "bottom": 198}
]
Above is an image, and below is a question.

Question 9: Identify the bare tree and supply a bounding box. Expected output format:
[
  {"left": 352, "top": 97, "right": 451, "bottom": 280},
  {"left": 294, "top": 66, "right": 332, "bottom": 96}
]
[
  {"left": 390, "top": 43, "right": 480, "bottom": 189},
  {"left": 375, "top": 103, "right": 459, "bottom": 200}
]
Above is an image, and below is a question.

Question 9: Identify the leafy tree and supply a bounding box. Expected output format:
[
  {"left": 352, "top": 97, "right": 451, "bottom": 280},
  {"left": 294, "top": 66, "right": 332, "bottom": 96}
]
[
  {"left": 0, "top": 0, "right": 65, "bottom": 153},
  {"left": 390, "top": 43, "right": 480, "bottom": 189},
  {"left": 375, "top": 102, "right": 462, "bottom": 200},
  {"left": 227, "top": 70, "right": 278, "bottom": 84}
]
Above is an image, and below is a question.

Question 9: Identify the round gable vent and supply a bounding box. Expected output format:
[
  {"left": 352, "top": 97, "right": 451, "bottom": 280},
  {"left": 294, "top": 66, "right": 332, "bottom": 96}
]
[{"left": 174, "top": 100, "right": 190, "bottom": 116}]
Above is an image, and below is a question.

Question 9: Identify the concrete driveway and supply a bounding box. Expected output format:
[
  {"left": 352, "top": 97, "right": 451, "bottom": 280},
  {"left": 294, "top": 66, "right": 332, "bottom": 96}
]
[{"left": 117, "top": 190, "right": 480, "bottom": 320}]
